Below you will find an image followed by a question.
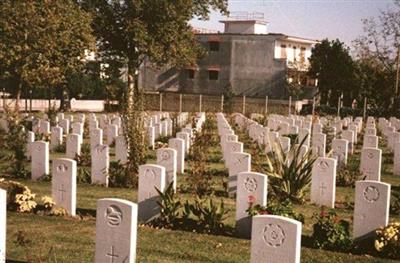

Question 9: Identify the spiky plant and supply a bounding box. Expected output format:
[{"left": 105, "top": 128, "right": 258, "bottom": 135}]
[{"left": 266, "top": 136, "right": 317, "bottom": 204}]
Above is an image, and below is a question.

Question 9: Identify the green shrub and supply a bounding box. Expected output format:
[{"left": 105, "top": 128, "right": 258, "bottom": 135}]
[
  {"left": 390, "top": 189, "right": 400, "bottom": 215},
  {"left": 336, "top": 168, "right": 363, "bottom": 187},
  {"left": 246, "top": 198, "right": 304, "bottom": 223},
  {"left": 77, "top": 167, "right": 91, "bottom": 184},
  {"left": 53, "top": 144, "right": 66, "bottom": 153},
  {"left": 375, "top": 222, "right": 400, "bottom": 259},
  {"left": 108, "top": 161, "right": 137, "bottom": 188},
  {"left": 312, "top": 208, "right": 352, "bottom": 251},
  {"left": 74, "top": 143, "right": 91, "bottom": 166}
]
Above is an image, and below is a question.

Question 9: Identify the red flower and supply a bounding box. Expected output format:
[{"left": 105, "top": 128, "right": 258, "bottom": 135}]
[
  {"left": 248, "top": 195, "right": 256, "bottom": 204},
  {"left": 320, "top": 208, "right": 327, "bottom": 218},
  {"left": 259, "top": 210, "right": 269, "bottom": 215}
]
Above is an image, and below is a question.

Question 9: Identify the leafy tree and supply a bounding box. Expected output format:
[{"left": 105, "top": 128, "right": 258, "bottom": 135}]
[
  {"left": 80, "top": 0, "right": 228, "bottom": 174},
  {"left": 0, "top": 0, "right": 95, "bottom": 107},
  {"left": 308, "top": 39, "right": 357, "bottom": 106},
  {"left": 353, "top": 0, "right": 400, "bottom": 113}
]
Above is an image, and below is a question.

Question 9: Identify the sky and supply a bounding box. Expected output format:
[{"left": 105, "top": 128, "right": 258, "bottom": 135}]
[{"left": 190, "top": 0, "right": 396, "bottom": 47}]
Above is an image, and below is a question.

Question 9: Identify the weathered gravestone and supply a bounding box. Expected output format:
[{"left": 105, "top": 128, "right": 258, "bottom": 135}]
[
  {"left": 236, "top": 172, "right": 267, "bottom": 238},
  {"left": 250, "top": 215, "right": 302, "bottom": 263},
  {"left": 168, "top": 138, "right": 185, "bottom": 174},
  {"left": 228, "top": 152, "right": 251, "bottom": 196},
  {"left": 0, "top": 188, "right": 5, "bottom": 262},
  {"left": 156, "top": 148, "right": 177, "bottom": 191},
  {"left": 115, "top": 136, "right": 128, "bottom": 165},
  {"left": 138, "top": 164, "right": 166, "bottom": 222},
  {"left": 353, "top": 181, "right": 390, "bottom": 239},
  {"left": 66, "top": 134, "right": 81, "bottom": 159},
  {"left": 95, "top": 198, "right": 137, "bottom": 263},
  {"left": 360, "top": 148, "right": 382, "bottom": 181},
  {"left": 224, "top": 141, "right": 244, "bottom": 167},
  {"left": 311, "top": 157, "right": 337, "bottom": 208},
  {"left": 91, "top": 145, "right": 110, "bottom": 186},
  {"left": 31, "top": 141, "right": 49, "bottom": 181},
  {"left": 52, "top": 158, "right": 77, "bottom": 216}
]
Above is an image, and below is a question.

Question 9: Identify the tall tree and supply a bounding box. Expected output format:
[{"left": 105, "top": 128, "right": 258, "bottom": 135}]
[
  {"left": 353, "top": 0, "right": 400, "bottom": 111},
  {"left": 0, "top": 0, "right": 95, "bottom": 107},
  {"left": 308, "top": 39, "right": 357, "bottom": 106},
  {"left": 80, "top": 0, "right": 228, "bottom": 173}
]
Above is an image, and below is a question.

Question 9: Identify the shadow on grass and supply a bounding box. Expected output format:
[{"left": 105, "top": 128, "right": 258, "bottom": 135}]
[{"left": 76, "top": 207, "right": 96, "bottom": 218}]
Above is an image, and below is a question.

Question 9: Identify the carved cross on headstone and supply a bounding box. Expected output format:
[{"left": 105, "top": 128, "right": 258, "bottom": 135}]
[
  {"left": 319, "top": 183, "right": 327, "bottom": 196},
  {"left": 58, "top": 184, "right": 67, "bottom": 202},
  {"left": 106, "top": 246, "right": 119, "bottom": 263}
]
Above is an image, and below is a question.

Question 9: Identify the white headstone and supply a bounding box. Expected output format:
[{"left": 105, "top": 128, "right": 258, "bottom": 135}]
[
  {"left": 107, "top": 124, "right": 118, "bottom": 146},
  {"left": 91, "top": 128, "right": 103, "bottom": 151},
  {"left": 0, "top": 188, "right": 5, "bottom": 262},
  {"left": 59, "top": 119, "right": 70, "bottom": 135},
  {"left": 176, "top": 132, "right": 190, "bottom": 153},
  {"left": 91, "top": 145, "right": 110, "bottom": 186},
  {"left": 168, "top": 138, "right": 185, "bottom": 174},
  {"left": 342, "top": 130, "right": 354, "bottom": 154},
  {"left": 156, "top": 148, "right": 177, "bottom": 191},
  {"left": 250, "top": 215, "right": 302, "bottom": 263},
  {"left": 31, "top": 141, "right": 49, "bottom": 181},
  {"left": 50, "top": 126, "right": 63, "bottom": 150},
  {"left": 228, "top": 152, "right": 251, "bottom": 195},
  {"left": 115, "top": 136, "right": 128, "bottom": 165},
  {"left": 52, "top": 158, "right": 77, "bottom": 216},
  {"left": 95, "top": 198, "right": 137, "bottom": 263},
  {"left": 138, "top": 164, "right": 166, "bottom": 222},
  {"left": 26, "top": 131, "right": 35, "bottom": 160},
  {"left": 360, "top": 148, "right": 382, "bottom": 181},
  {"left": 236, "top": 172, "right": 268, "bottom": 238},
  {"left": 311, "top": 157, "right": 337, "bottom": 208},
  {"left": 66, "top": 134, "right": 81, "bottom": 159},
  {"left": 353, "top": 180, "right": 390, "bottom": 239},
  {"left": 312, "top": 133, "right": 326, "bottom": 157},
  {"left": 363, "top": 135, "right": 378, "bottom": 149},
  {"left": 332, "top": 139, "right": 348, "bottom": 167},
  {"left": 147, "top": 126, "right": 155, "bottom": 150},
  {"left": 394, "top": 142, "right": 400, "bottom": 176}
]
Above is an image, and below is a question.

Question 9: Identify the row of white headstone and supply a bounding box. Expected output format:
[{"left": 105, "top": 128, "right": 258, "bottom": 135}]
[{"left": 233, "top": 113, "right": 393, "bottom": 242}]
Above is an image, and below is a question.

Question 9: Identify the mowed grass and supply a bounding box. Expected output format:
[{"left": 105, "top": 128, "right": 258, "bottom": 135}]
[{"left": 2, "top": 114, "right": 400, "bottom": 262}]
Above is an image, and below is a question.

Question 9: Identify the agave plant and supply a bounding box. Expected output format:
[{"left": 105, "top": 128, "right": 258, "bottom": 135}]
[
  {"left": 266, "top": 135, "right": 317, "bottom": 204},
  {"left": 155, "top": 182, "right": 182, "bottom": 228}
]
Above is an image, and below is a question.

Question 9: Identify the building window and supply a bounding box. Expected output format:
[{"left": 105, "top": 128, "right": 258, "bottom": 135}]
[
  {"left": 300, "top": 47, "right": 306, "bottom": 63},
  {"left": 187, "top": 69, "right": 195, "bottom": 79},
  {"left": 209, "top": 41, "right": 220, "bottom": 52},
  {"left": 293, "top": 46, "right": 297, "bottom": 61},
  {"left": 208, "top": 70, "right": 219, "bottom": 80},
  {"left": 280, "top": 45, "right": 287, "bottom": 59}
]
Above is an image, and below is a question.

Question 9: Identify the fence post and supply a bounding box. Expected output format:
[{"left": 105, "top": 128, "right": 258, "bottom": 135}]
[
  {"left": 221, "top": 94, "right": 224, "bottom": 112},
  {"left": 199, "top": 94, "right": 202, "bottom": 112},
  {"left": 288, "top": 96, "right": 292, "bottom": 116},
  {"left": 312, "top": 96, "right": 316, "bottom": 117},
  {"left": 159, "top": 93, "right": 163, "bottom": 112},
  {"left": 265, "top": 95, "right": 268, "bottom": 115},
  {"left": 29, "top": 89, "right": 32, "bottom": 113},
  {"left": 242, "top": 95, "right": 246, "bottom": 115},
  {"left": 363, "top": 97, "right": 367, "bottom": 120},
  {"left": 179, "top": 93, "right": 182, "bottom": 113},
  {"left": 337, "top": 96, "right": 341, "bottom": 117}
]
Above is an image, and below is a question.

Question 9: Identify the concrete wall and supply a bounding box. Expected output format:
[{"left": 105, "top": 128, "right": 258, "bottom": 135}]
[{"left": 140, "top": 34, "right": 288, "bottom": 98}]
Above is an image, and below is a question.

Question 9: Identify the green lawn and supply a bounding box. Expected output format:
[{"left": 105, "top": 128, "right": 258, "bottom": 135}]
[{"left": 2, "top": 114, "right": 400, "bottom": 262}]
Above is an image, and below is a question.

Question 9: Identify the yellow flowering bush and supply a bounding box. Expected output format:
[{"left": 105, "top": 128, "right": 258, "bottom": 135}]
[
  {"left": 0, "top": 178, "right": 37, "bottom": 212},
  {"left": 41, "top": 196, "right": 55, "bottom": 210},
  {"left": 375, "top": 222, "right": 400, "bottom": 259}
]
